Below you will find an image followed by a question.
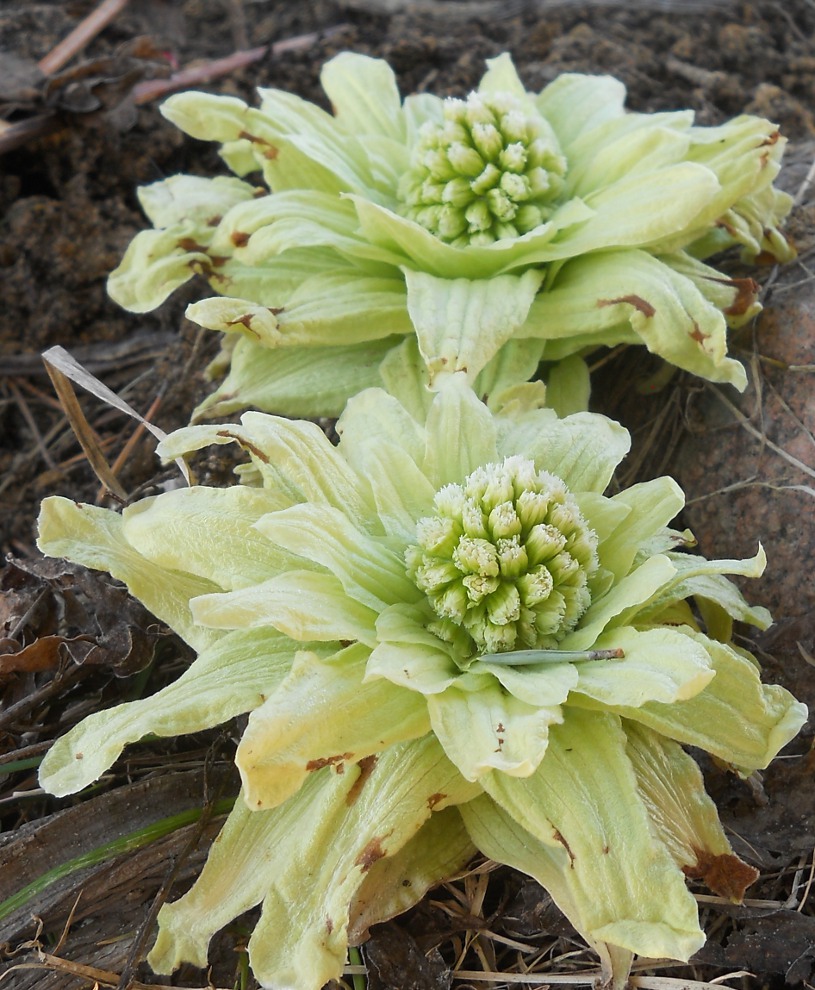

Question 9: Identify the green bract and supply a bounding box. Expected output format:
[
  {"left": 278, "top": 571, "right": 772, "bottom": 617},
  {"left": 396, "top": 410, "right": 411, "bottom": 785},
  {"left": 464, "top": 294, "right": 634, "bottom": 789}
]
[
  {"left": 107, "top": 52, "right": 794, "bottom": 417},
  {"left": 37, "top": 379, "right": 806, "bottom": 990}
]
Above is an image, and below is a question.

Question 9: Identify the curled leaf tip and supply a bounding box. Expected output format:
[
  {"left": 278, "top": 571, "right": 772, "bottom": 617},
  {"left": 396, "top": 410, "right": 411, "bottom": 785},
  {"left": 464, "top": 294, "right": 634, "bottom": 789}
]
[{"left": 683, "top": 850, "right": 760, "bottom": 903}]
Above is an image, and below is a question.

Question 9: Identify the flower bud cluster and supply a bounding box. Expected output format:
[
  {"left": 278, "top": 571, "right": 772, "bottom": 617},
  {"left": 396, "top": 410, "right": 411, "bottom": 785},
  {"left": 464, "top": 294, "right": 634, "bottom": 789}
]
[
  {"left": 406, "top": 456, "right": 598, "bottom": 654},
  {"left": 398, "top": 90, "right": 567, "bottom": 246}
]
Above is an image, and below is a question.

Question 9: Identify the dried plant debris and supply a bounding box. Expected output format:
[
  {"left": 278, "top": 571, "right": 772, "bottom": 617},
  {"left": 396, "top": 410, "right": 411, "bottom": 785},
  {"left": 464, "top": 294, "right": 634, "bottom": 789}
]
[
  {"left": 0, "top": 767, "right": 236, "bottom": 990},
  {"left": 0, "top": 43, "right": 167, "bottom": 117},
  {"left": 0, "top": 556, "right": 162, "bottom": 677},
  {"left": 0, "top": 44, "right": 171, "bottom": 154}
]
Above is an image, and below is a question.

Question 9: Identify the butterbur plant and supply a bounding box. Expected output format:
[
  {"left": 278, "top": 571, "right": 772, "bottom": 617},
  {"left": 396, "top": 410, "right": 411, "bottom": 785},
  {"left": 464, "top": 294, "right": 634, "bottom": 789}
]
[
  {"left": 37, "top": 379, "right": 806, "bottom": 990},
  {"left": 107, "top": 52, "right": 794, "bottom": 419}
]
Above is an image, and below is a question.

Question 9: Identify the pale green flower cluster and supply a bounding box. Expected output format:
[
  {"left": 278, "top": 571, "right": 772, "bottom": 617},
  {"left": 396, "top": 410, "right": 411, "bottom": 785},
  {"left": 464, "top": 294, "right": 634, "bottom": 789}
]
[
  {"left": 106, "top": 53, "right": 795, "bottom": 419},
  {"left": 406, "top": 456, "right": 598, "bottom": 652},
  {"left": 400, "top": 90, "right": 567, "bottom": 244},
  {"left": 37, "top": 381, "right": 806, "bottom": 990},
  {"left": 35, "top": 47, "right": 805, "bottom": 990}
]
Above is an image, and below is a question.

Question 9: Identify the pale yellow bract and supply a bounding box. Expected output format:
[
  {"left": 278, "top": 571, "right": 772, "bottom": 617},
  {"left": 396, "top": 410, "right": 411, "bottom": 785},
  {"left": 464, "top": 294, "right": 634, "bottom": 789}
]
[
  {"left": 107, "top": 52, "right": 794, "bottom": 419},
  {"left": 37, "top": 377, "right": 806, "bottom": 990}
]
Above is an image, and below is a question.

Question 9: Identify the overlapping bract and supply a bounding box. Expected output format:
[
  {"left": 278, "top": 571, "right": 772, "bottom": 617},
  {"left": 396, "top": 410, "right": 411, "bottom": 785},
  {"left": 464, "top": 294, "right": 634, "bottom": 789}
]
[
  {"left": 107, "top": 53, "right": 794, "bottom": 418},
  {"left": 37, "top": 380, "right": 806, "bottom": 990}
]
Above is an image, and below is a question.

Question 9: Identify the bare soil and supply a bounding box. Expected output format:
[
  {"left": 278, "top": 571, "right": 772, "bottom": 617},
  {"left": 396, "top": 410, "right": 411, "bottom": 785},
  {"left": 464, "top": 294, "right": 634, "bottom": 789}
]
[{"left": 1, "top": 2, "right": 813, "bottom": 988}]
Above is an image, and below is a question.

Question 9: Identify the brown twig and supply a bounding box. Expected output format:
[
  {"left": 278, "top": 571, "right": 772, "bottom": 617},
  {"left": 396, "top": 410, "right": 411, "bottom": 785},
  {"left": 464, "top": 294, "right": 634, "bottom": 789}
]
[
  {"left": 0, "top": 25, "right": 345, "bottom": 157},
  {"left": 37, "top": 0, "right": 131, "bottom": 76},
  {"left": 131, "top": 45, "right": 268, "bottom": 104},
  {"left": 131, "top": 26, "right": 345, "bottom": 105}
]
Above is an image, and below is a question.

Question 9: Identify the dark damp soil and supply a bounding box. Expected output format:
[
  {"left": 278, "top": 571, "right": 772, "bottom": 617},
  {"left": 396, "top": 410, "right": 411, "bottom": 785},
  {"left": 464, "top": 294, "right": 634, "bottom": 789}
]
[{"left": 0, "top": 2, "right": 813, "bottom": 988}]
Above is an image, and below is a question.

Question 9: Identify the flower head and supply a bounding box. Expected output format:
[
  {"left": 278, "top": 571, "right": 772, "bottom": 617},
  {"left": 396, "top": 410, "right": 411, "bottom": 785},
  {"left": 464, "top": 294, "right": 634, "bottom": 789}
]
[
  {"left": 107, "top": 53, "right": 794, "bottom": 418},
  {"left": 37, "top": 379, "right": 806, "bottom": 990},
  {"left": 400, "top": 90, "right": 567, "bottom": 245},
  {"left": 406, "top": 456, "right": 598, "bottom": 652}
]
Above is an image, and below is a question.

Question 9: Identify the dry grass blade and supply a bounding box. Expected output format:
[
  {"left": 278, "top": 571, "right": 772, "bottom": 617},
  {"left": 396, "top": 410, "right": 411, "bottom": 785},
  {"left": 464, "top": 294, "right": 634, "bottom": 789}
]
[
  {"left": 633, "top": 978, "right": 753, "bottom": 990},
  {"left": 0, "top": 951, "right": 218, "bottom": 989},
  {"left": 42, "top": 345, "right": 191, "bottom": 490},
  {"left": 43, "top": 354, "right": 128, "bottom": 502},
  {"left": 0, "top": 955, "right": 113, "bottom": 988},
  {"left": 451, "top": 968, "right": 602, "bottom": 983},
  {"left": 451, "top": 962, "right": 755, "bottom": 989}
]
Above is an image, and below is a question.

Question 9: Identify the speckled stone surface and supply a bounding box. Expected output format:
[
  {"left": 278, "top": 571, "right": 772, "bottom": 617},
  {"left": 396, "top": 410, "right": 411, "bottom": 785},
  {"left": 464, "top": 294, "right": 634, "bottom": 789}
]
[{"left": 673, "top": 187, "right": 815, "bottom": 630}]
